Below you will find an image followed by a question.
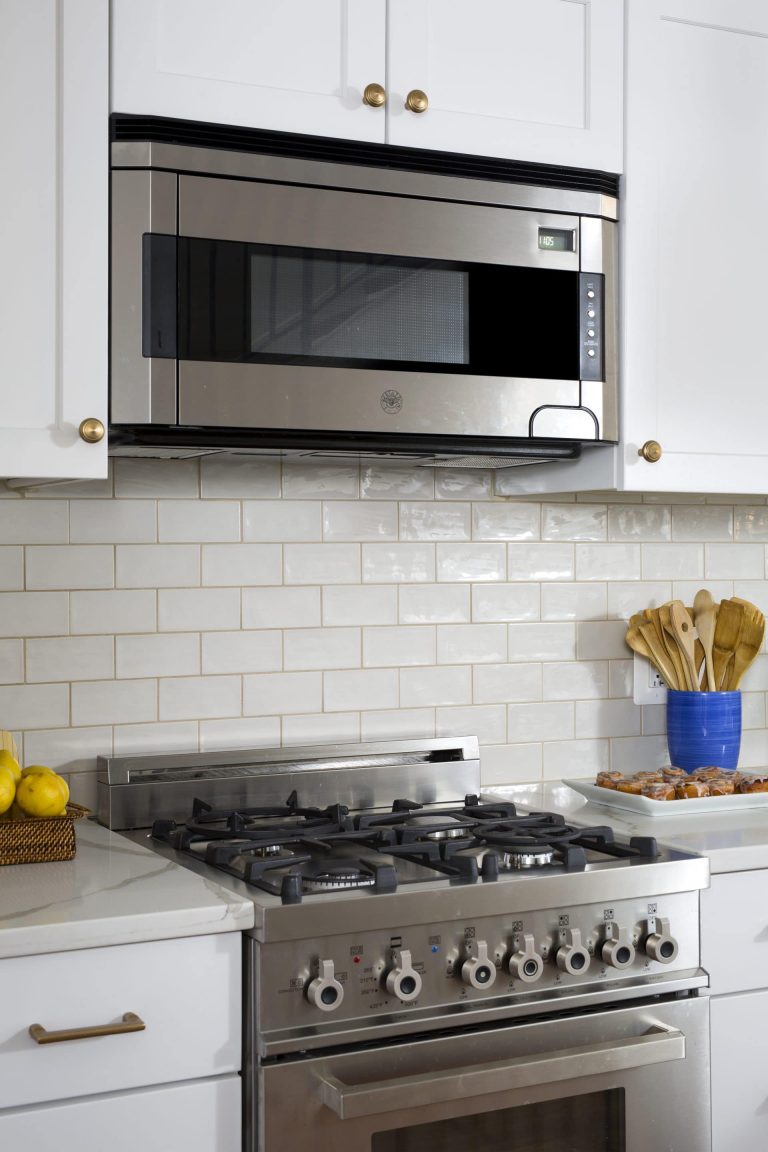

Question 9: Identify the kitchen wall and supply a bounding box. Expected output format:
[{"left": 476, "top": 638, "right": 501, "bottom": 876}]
[{"left": 2, "top": 457, "right": 768, "bottom": 809}]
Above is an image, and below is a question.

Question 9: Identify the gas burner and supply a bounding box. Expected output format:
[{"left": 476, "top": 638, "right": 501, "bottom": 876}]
[
  {"left": 302, "top": 868, "right": 378, "bottom": 891},
  {"left": 401, "top": 815, "right": 470, "bottom": 841},
  {"left": 500, "top": 849, "right": 554, "bottom": 870}
]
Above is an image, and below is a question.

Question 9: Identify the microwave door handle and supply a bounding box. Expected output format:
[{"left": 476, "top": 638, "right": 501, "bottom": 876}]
[{"left": 316, "top": 1022, "right": 684, "bottom": 1120}]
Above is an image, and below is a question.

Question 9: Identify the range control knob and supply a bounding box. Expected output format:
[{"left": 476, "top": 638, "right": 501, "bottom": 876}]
[
  {"left": 385, "top": 949, "right": 422, "bottom": 1002},
  {"left": 556, "top": 928, "right": 591, "bottom": 976},
  {"left": 644, "top": 917, "right": 679, "bottom": 964},
  {"left": 508, "top": 933, "right": 544, "bottom": 984},
  {"left": 461, "top": 941, "right": 497, "bottom": 990},
  {"left": 307, "top": 959, "right": 345, "bottom": 1012},
  {"left": 601, "top": 922, "right": 636, "bottom": 970}
]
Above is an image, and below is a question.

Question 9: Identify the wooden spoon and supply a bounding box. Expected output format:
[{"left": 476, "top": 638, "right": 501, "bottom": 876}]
[
  {"left": 655, "top": 604, "right": 685, "bottom": 689},
  {"left": 636, "top": 621, "right": 679, "bottom": 688},
  {"left": 712, "top": 598, "right": 746, "bottom": 690},
  {"left": 668, "top": 601, "right": 699, "bottom": 691},
  {"left": 727, "top": 599, "right": 765, "bottom": 689},
  {"left": 693, "top": 589, "right": 717, "bottom": 691}
]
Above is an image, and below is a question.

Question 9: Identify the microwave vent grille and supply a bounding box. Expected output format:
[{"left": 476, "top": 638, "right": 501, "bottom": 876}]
[{"left": 428, "top": 455, "right": 553, "bottom": 469}]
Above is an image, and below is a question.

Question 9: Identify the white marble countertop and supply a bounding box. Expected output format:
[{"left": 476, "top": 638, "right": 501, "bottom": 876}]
[
  {"left": 485, "top": 781, "right": 768, "bottom": 874},
  {"left": 0, "top": 818, "right": 254, "bottom": 960}
]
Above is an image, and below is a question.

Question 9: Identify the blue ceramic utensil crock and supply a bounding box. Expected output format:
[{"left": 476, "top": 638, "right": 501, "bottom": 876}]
[{"left": 666, "top": 690, "right": 741, "bottom": 772}]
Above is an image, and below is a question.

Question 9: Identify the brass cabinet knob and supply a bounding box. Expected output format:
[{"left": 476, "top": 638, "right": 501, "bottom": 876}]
[
  {"left": 405, "top": 89, "right": 429, "bottom": 114},
  {"left": 639, "top": 440, "right": 662, "bottom": 463},
  {"left": 79, "top": 418, "right": 105, "bottom": 444},
  {"left": 362, "top": 82, "right": 386, "bottom": 108}
]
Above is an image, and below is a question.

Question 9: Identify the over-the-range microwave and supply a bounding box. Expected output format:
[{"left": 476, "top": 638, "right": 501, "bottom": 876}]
[{"left": 110, "top": 118, "right": 618, "bottom": 469}]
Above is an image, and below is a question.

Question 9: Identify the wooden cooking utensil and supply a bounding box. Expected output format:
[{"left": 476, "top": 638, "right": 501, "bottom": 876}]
[
  {"left": 637, "top": 621, "right": 679, "bottom": 688},
  {"left": 668, "top": 600, "right": 699, "bottom": 691},
  {"left": 659, "top": 603, "right": 691, "bottom": 690},
  {"left": 712, "top": 598, "right": 746, "bottom": 690},
  {"left": 727, "top": 599, "right": 765, "bottom": 689},
  {"left": 693, "top": 589, "right": 717, "bottom": 691}
]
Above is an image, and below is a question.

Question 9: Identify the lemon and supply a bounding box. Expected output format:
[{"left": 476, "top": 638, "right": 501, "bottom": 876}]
[
  {"left": 0, "top": 766, "right": 15, "bottom": 815},
  {"left": 21, "top": 764, "right": 54, "bottom": 777},
  {"left": 15, "top": 772, "right": 69, "bottom": 818},
  {"left": 0, "top": 750, "right": 21, "bottom": 783}
]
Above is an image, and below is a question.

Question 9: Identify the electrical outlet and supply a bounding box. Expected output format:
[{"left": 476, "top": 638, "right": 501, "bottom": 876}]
[{"left": 633, "top": 651, "right": 667, "bottom": 705}]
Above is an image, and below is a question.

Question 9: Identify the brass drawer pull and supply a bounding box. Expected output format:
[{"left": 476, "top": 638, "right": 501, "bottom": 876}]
[
  {"left": 405, "top": 89, "right": 429, "bottom": 113},
  {"left": 362, "top": 82, "right": 386, "bottom": 108},
  {"left": 29, "top": 1011, "right": 145, "bottom": 1045}
]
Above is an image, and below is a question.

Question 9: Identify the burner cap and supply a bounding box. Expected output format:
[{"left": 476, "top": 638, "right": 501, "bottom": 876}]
[
  {"left": 501, "top": 849, "right": 554, "bottom": 870},
  {"left": 303, "top": 869, "right": 377, "bottom": 891}
]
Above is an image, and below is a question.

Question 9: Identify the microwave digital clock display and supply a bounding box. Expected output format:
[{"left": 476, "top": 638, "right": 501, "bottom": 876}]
[{"left": 538, "top": 228, "right": 575, "bottom": 252}]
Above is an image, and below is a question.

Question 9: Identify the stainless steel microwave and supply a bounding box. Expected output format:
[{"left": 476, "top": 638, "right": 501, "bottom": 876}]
[{"left": 110, "top": 126, "right": 618, "bottom": 468}]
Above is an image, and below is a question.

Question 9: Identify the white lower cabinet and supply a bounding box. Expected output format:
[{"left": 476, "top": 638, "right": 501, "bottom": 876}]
[{"left": 0, "top": 932, "right": 242, "bottom": 1147}]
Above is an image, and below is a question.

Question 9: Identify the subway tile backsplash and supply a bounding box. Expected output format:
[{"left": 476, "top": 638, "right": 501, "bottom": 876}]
[{"left": 3, "top": 458, "right": 768, "bottom": 806}]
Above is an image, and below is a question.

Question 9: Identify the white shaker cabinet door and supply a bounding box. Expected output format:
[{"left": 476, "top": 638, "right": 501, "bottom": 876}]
[
  {"left": 622, "top": 0, "right": 768, "bottom": 493},
  {"left": 387, "top": 0, "right": 623, "bottom": 171},
  {"left": 111, "top": 0, "right": 387, "bottom": 143},
  {"left": 710, "top": 990, "right": 768, "bottom": 1151},
  {"left": 0, "top": 0, "right": 108, "bottom": 480}
]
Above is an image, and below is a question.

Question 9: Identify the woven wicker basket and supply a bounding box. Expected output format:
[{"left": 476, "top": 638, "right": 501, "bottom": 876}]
[{"left": 0, "top": 803, "right": 89, "bottom": 866}]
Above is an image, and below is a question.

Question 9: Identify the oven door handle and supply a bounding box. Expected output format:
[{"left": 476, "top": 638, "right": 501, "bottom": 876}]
[{"left": 316, "top": 1022, "right": 684, "bottom": 1120}]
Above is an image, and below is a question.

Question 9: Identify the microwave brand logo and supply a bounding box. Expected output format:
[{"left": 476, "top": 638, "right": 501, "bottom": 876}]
[{"left": 381, "top": 389, "right": 403, "bottom": 414}]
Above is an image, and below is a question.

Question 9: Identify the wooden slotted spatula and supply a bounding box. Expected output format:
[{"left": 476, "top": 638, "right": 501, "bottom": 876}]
[
  {"left": 727, "top": 598, "right": 765, "bottom": 689},
  {"left": 668, "top": 601, "right": 699, "bottom": 691},
  {"left": 658, "top": 603, "right": 689, "bottom": 690},
  {"left": 693, "top": 589, "right": 717, "bottom": 691},
  {"left": 636, "top": 621, "right": 679, "bottom": 688},
  {"left": 712, "top": 598, "right": 746, "bottom": 690}
]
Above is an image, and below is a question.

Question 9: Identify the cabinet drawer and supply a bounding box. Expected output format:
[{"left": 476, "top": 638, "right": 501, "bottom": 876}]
[
  {"left": 711, "top": 990, "right": 768, "bottom": 1150},
  {"left": 701, "top": 870, "right": 768, "bottom": 995},
  {"left": 0, "top": 933, "right": 241, "bottom": 1108},
  {"left": 0, "top": 1073, "right": 240, "bottom": 1151}
]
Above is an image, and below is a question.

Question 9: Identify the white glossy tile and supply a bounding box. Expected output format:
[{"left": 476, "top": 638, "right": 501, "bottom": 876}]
[
  {"left": 201, "top": 457, "right": 281, "bottom": 498},
  {"left": 202, "top": 630, "right": 282, "bottom": 675},
  {"left": 282, "top": 712, "right": 361, "bottom": 745},
  {"left": 507, "top": 623, "right": 575, "bottom": 662},
  {"left": 157, "top": 588, "right": 240, "bottom": 632},
  {"left": 507, "top": 542, "right": 573, "bottom": 581},
  {"left": 543, "top": 739, "right": 609, "bottom": 779},
  {"left": 734, "top": 507, "right": 768, "bottom": 540},
  {"left": 363, "top": 544, "right": 435, "bottom": 583},
  {"left": 283, "top": 463, "right": 359, "bottom": 499},
  {"left": 243, "top": 671, "right": 322, "bottom": 715},
  {"left": 434, "top": 470, "right": 492, "bottom": 500},
  {"left": 575, "top": 543, "right": 641, "bottom": 581},
  {"left": 541, "top": 583, "right": 607, "bottom": 621},
  {"left": 642, "top": 544, "right": 703, "bottom": 580},
  {"left": 284, "top": 627, "right": 360, "bottom": 670},
  {"left": 610, "top": 659, "right": 633, "bottom": 698},
  {"left": 116, "top": 544, "right": 200, "bottom": 588},
  {"left": 159, "top": 675, "right": 242, "bottom": 721},
  {"left": 0, "top": 684, "right": 68, "bottom": 729},
  {"left": 606, "top": 581, "right": 672, "bottom": 620},
  {"left": 0, "top": 592, "right": 69, "bottom": 637},
  {"left": 608, "top": 735, "right": 669, "bottom": 773},
  {"left": 399, "top": 502, "right": 471, "bottom": 541},
  {"left": 0, "top": 639, "right": 23, "bottom": 684},
  {"left": 479, "top": 743, "right": 542, "bottom": 786},
  {"left": 641, "top": 703, "right": 666, "bottom": 736},
  {"left": 738, "top": 728, "right": 768, "bottom": 768},
  {"left": 360, "top": 708, "right": 436, "bottom": 741},
  {"left": 742, "top": 692, "right": 765, "bottom": 729},
  {"left": 70, "top": 500, "right": 156, "bottom": 544},
  {"left": 25, "top": 726, "right": 112, "bottom": 772},
  {"left": 436, "top": 704, "right": 506, "bottom": 744},
  {"left": 200, "top": 716, "right": 281, "bottom": 750},
  {"left": 28, "top": 636, "right": 114, "bottom": 683},
  {"left": 732, "top": 581, "right": 768, "bottom": 619},
  {"left": 705, "top": 543, "right": 764, "bottom": 580},
  {"left": 542, "top": 504, "right": 607, "bottom": 541},
  {"left": 114, "top": 722, "right": 199, "bottom": 756},
  {"left": 736, "top": 653, "right": 768, "bottom": 690},
  {"left": 436, "top": 543, "right": 505, "bottom": 582},
  {"left": 399, "top": 665, "right": 471, "bottom": 707},
  {"left": 202, "top": 543, "right": 282, "bottom": 586},
  {"left": 116, "top": 633, "right": 200, "bottom": 679},
  {"left": 72, "top": 679, "right": 157, "bottom": 726},
  {"left": 244, "top": 587, "right": 321, "bottom": 629},
  {"left": 26, "top": 546, "right": 114, "bottom": 590},
  {"left": 671, "top": 580, "right": 733, "bottom": 608},
  {"left": 507, "top": 702, "right": 574, "bottom": 742},
  {"left": 0, "top": 501, "right": 68, "bottom": 543},
  {"left": 360, "top": 466, "right": 432, "bottom": 500},
  {"left": 576, "top": 621, "right": 630, "bottom": 661},
  {"left": 607, "top": 505, "right": 671, "bottom": 541},
  {"left": 436, "top": 624, "right": 507, "bottom": 664},
  {"left": 0, "top": 548, "right": 23, "bottom": 590},
  {"left": 472, "top": 503, "right": 539, "bottom": 541},
  {"left": 285, "top": 543, "right": 360, "bottom": 584},
  {"left": 575, "top": 699, "right": 641, "bottom": 738},
  {"left": 324, "top": 668, "right": 398, "bottom": 711},
  {"left": 244, "top": 500, "right": 321, "bottom": 542},
  {"left": 473, "top": 663, "right": 542, "bottom": 703},
  {"left": 542, "top": 661, "right": 609, "bottom": 700},
  {"left": 159, "top": 500, "right": 240, "bottom": 543},
  {"left": 399, "top": 584, "right": 470, "bottom": 623},
  {"left": 323, "top": 501, "right": 398, "bottom": 541},
  {"left": 363, "top": 626, "right": 436, "bottom": 667},
  {"left": 324, "top": 585, "right": 397, "bottom": 626},
  {"left": 471, "top": 584, "right": 540, "bottom": 622},
  {"left": 25, "top": 474, "right": 113, "bottom": 500},
  {"left": 114, "top": 458, "right": 199, "bottom": 498},
  {"left": 672, "top": 505, "right": 733, "bottom": 541}
]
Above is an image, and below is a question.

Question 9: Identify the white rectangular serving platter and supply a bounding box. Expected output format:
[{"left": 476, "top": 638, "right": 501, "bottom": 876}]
[{"left": 563, "top": 776, "right": 768, "bottom": 817}]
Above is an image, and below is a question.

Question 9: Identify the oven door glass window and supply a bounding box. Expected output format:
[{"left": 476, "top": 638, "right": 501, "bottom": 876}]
[
  {"left": 174, "top": 237, "right": 580, "bottom": 380},
  {"left": 371, "top": 1090, "right": 625, "bottom": 1151}
]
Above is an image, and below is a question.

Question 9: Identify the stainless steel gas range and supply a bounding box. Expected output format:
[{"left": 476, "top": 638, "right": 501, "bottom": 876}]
[{"left": 98, "top": 737, "right": 711, "bottom": 1152}]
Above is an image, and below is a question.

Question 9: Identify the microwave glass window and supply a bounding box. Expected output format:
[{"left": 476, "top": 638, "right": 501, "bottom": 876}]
[
  {"left": 176, "top": 237, "right": 580, "bottom": 379},
  {"left": 371, "top": 1089, "right": 625, "bottom": 1151}
]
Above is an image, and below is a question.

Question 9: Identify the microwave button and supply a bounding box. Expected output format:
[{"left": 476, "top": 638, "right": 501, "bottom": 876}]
[
  {"left": 587, "top": 349, "right": 596, "bottom": 358},
  {"left": 587, "top": 329, "right": 596, "bottom": 338},
  {"left": 587, "top": 289, "right": 596, "bottom": 299}
]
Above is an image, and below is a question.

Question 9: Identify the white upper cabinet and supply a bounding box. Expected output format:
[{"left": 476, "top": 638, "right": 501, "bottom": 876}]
[
  {"left": 619, "top": 0, "right": 768, "bottom": 494},
  {"left": 111, "top": 0, "right": 388, "bottom": 143},
  {"left": 387, "top": 0, "right": 623, "bottom": 171},
  {"left": 111, "top": 0, "right": 623, "bottom": 171},
  {"left": 0, "top": 0, "right": 108, "bottom": 480}
]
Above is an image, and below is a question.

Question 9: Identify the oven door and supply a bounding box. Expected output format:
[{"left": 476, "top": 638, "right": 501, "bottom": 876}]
[{"left": 257, "top": 996, "right": 709, "bottom": 1152}]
